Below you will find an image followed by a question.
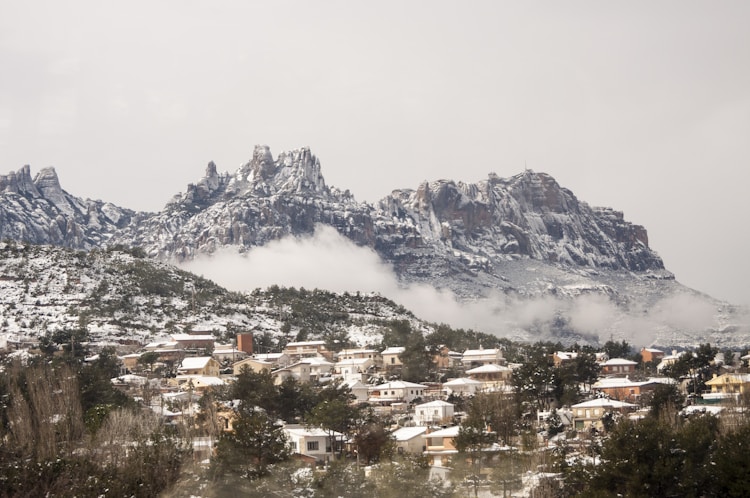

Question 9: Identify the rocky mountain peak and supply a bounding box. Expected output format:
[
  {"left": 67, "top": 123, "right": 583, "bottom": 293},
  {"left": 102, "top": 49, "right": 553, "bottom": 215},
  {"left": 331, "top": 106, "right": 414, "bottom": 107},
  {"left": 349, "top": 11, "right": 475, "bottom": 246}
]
[
  {"left": 33, "top": 167, "right": 67, "bottom": 207},
  {"left": 226, "top": 145, "right": 328, "bottom": 197},
  {"left": 505, "top": 170, "right": 578, "bottom": 214},
  {"left": 0, "top": 165, "right": 40, "bottom": 197}
]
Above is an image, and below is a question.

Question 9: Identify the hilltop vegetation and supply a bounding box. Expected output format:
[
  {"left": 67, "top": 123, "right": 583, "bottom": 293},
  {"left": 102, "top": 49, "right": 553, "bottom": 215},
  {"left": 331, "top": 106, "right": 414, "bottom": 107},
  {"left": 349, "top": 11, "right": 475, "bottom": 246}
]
[{"left": 0, "top": 242, "right": 448, "bottom": 351}]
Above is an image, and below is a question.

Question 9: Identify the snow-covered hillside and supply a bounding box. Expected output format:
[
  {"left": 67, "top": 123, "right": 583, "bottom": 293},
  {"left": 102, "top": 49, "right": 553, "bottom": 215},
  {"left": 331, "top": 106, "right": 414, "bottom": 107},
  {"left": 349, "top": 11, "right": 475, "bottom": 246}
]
[{"left": 0, "top": 242, "right": 423, "bottom": 350}]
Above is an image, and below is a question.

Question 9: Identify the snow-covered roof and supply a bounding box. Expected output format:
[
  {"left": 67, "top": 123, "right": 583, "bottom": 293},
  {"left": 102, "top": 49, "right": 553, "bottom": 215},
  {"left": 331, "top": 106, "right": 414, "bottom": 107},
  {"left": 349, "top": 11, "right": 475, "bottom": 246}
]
[
  {"left": 179, "top": 356, "right": 213, "bottom": 370},
  {"left": 335, "top": 357, "right": 372, "bottom": 367},
  {"left": 112, "top": 374, "right": 147, "bottom": 385},
  {"left": 339, "top": 348, "right": 379, "bottom": 355},
  {"left": 443, "top": 377, "right": 483, "bottom": 386},
  {"left": 571, "top": 399, "right": 637, "bottom": 409},
  {"left": 602, "top": 358, "right": 637, "bottom": 366},
  {"left": 284, "top": 424, "right": 343, "bottom": 438},
  {"left": 372, "top": 380, "right": 428, "bottom": 390},
  {"left": 254, "top": 353, "right": 286, "bottom": 361},
  {"left": 381, "top": 346, "right": 405, "bottom": 355},
  {"left": 189, "top": 376, "right": 225, "bottom": 386},
  {"left": 300, "top": 357, "right": 334, "bottom": 366},
  {"left": 466, "top": 364, "right": 511, "bottom": 374},
  {"left": 463, "top": 348, "right": 502, "bottom": 357},
  {"left": 424, "top": 426, "right": 460, "bottom": 438},
  {"left": 554, "top": 351, "right": 578, "bottom": 360},
  {"left": 416, "top": 400, "right": 454, "bottom": 409},
  {"left": 392, "top": 426, "right": 428, "bottom": 441}
]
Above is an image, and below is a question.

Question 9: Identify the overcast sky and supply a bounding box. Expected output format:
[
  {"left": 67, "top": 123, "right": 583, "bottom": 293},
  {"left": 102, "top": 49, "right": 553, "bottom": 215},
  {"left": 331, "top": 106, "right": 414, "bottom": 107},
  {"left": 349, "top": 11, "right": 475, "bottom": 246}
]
[{"left": 1, "top": 1, "right": 749, "bottom": 307}]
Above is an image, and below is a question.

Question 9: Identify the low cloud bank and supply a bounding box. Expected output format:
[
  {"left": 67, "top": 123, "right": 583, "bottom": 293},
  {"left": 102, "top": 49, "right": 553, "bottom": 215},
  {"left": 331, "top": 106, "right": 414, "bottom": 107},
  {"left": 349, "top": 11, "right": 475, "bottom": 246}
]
[{"left": 179, "top": 225, "right": 726, "bottom": 347}]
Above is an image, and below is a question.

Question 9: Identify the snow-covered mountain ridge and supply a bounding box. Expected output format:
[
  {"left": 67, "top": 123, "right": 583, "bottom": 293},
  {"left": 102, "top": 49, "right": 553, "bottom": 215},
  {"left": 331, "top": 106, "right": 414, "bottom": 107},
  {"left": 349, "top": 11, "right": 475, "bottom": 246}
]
[{"left": 1, "top": 146, "right": 748, "bottom": 347}]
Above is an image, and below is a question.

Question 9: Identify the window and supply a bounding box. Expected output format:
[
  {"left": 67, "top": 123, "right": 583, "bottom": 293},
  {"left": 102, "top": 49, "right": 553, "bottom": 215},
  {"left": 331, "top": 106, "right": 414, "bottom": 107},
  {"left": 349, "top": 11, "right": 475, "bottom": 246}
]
[
  {"left": 290, "top": 441, "right": 297, "bottom": 450},
  {"left": 307, "top": 441, "right": 319, "bottom": 451},
  {"left": 391, "top": 357, "right": 395, "bottom": 364}
]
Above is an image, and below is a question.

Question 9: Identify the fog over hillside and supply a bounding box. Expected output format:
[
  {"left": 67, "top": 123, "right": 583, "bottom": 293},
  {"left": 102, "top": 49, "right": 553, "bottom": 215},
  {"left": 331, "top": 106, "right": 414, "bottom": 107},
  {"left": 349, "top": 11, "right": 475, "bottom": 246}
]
[{"left": 180, "top": 225, "right": 748, "bottom": 347}]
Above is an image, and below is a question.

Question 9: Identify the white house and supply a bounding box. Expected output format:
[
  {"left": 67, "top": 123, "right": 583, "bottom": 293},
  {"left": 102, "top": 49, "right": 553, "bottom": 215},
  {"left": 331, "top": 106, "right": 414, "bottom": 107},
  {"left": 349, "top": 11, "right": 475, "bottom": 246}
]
[
  {"left": 272, "top": 361, "right": 311, "bottom": 385},
  {"left": 254, "top": 352, "right": 291, "bottom": 369},
  {"left": 414, "top": 400, "right": 455, "bottom": 426},
  {"left": 571, "top": 398, "right": 637, "bottom": 431},
  {"left": 342, "top": 379, "right": 370, "bottom": 403},
  {"left": 368, "top": 380, "right": 427, "bottom": 404},
  {"left": 442, "top": 377, "right": 483, "bottom": 397},
  {"left": 301, "top": 356, "right": 334, "bottom": 382},
  {"left": 392, "top": 426, "right": 428, "bottom": 455},
  {"left": 283, "top": 424, "right": 344, "bottom": 463},
  {"left": 466, "top": 363, "right": 512, "bottom": 390},
  {"left": 334, "top": 357, "right": 374, "bottom": 382},
  {"left": 337, "top": 348, "right": 383, "bottom": 369},
  {"left": 461, "top": 347, "right": 505, "bottom": 368}
]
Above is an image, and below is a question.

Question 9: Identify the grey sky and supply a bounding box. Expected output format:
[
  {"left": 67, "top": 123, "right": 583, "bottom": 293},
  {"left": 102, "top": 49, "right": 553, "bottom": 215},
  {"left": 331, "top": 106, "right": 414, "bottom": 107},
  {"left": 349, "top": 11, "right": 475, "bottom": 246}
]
[{"left": 1, "top": 1, "right": 749, "bottom": 307}]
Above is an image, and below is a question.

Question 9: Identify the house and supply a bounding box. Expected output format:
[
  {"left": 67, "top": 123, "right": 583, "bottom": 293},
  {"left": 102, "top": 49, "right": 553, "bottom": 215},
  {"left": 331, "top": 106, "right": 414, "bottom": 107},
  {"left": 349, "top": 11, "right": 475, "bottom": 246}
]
[
  {"left": 432, "top": 345, "right": 462, "bottom": 370},
  {"left": 177, "top": 356, "right": 221, "bottom": 377},
  {"left": 337, "top": 348, "right": 383, "bottom": 369},
  {"left": 141, "top": 341, "right": 185, "bottom": 364},
  {"left": 254, "top": 352, "right": 291, "bottom": 369},
  {"left": 392, "top": 426, "right": 428, "bottom": 455},
  {"left": 334, "top": 357, "right": 374, "bottom": 382},
  {"left": 283, "top": 424, "right": 344, "bottom": 463},
  {"left": 704, "top": 373, "right": 750, "bottom": 396},
  {"left": 232, "top": 357, "right": 275, "bottom": 375},
  {"left": 172, "top": 334, "right": 216, "bottom": 352},
  {"left": 368, "top": 380, "right": 428, "bottom": 404},
  {"left": 592, "top": 377, "right": 676, "bottom": 403},
  {"left": 283, "top": 341, "right": 332, "bottom": 361},
  {"left": 552, "top": 351, "right": 578, "bottom": 367},
  {"left": 423, "top": 426, "right": 460, "bottom": 468},
  {"left": 182, "top": 375, "right": 226, "bottom": 392},
  {"left": 212, "top": 344, "right": 247, "bottom": 365},
  {"left": 272, "top": 361, "right": 312, "bottom": 385},
  {"left": 381, "top": 346, "right": 405, "bottom": 371},
  {"left": 111, "top": 374, "right": 148, "bottom": 388},
  {"left": 342, "top": 379, "right": 370, "bottom": 403},
  {"left": 122, "top": 353, "right": 143, "bottom": 372},
  {"left": 640, "top": 347, "right": 665, "bottom": 364},
  {"left": 461, "top": 347, "right": 505, "bottom": 368},
  {"left": 302, "top": 356, "right": 335, "bottom": 382},
  {"left": 442, "top": 377, "right": 483, "bottom": 397},
  {"left": 571, "top": 398, "right": 637, "bottom": 431},
  {"left": 656, "top": 350, "right": 688, "bottom": 372},
  {"left": 466, "top": 364, "right": 512, "bottom": 390},
  {"left": 414, "top": 400, "right": 455, "bottom": 426},
  {"left": 600, "top": 358, "right": 637, "bottom": 376}
]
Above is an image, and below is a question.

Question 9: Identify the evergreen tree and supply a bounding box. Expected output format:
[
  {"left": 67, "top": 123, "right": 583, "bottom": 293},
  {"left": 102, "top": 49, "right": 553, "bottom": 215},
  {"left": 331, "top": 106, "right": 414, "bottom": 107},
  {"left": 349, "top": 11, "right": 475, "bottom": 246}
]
[{"left": 212, "top": 409, "right": 290, "bottom": 481}]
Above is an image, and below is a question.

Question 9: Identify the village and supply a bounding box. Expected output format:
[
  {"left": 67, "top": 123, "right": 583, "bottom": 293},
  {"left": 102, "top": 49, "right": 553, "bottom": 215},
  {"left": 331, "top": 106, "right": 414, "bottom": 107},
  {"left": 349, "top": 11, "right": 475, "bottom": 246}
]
[{"left": 82, "top": 328, "right": 750, "bottom": 495}]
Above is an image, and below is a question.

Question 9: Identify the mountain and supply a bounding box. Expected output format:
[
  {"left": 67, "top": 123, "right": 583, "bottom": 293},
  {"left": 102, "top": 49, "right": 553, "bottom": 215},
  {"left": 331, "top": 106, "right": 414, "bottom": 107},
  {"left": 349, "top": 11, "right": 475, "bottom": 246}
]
[{"left": 1, "top": 146, "right": 748, "bottom": 347}]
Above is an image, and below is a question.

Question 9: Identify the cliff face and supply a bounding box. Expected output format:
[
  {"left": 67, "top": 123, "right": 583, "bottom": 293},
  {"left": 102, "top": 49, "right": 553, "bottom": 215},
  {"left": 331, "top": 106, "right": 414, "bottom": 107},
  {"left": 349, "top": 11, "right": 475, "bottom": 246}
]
[{"left": 0, "top": 147, "right": 663, "bottom": 296}]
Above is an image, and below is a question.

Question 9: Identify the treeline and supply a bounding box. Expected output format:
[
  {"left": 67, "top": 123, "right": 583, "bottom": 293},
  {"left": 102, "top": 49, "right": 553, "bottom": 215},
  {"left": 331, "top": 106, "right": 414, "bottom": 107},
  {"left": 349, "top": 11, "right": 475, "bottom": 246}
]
[{"left": 561, "top": 402, "right": 750, "bottom": 497}]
